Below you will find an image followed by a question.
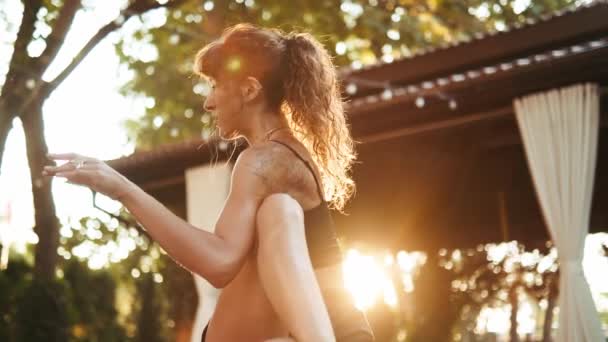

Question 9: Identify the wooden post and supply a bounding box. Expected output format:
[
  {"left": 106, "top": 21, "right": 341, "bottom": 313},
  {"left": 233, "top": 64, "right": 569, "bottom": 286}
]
[{"left": 498, "top": 191, "right": 510, "bottom": 242}]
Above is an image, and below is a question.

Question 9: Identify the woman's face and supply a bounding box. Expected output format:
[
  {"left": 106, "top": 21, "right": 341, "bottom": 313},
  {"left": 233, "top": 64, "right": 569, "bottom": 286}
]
[{"left": 204, "top": 77, "right": 244, "bottom": 139}]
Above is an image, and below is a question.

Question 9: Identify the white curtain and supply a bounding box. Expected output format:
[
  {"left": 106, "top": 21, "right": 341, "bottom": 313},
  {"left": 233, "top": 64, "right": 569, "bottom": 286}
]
[{"left": 514, "top": 83, "right": 604, "bottom": 341}]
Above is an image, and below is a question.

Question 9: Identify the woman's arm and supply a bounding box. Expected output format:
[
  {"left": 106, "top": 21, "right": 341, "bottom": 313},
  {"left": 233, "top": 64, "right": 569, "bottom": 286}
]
[
  {"left": 257, "top": 194, "right": 336, "bottom": 342},
  {"left": 44, "top": 150, "right": 266, "bottom": 288}
]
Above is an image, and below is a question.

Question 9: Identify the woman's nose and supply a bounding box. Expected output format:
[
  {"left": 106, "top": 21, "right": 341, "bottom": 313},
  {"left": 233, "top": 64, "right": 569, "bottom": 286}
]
[{"left": 203, "top": 99, "right": 215, "bottom": 112}]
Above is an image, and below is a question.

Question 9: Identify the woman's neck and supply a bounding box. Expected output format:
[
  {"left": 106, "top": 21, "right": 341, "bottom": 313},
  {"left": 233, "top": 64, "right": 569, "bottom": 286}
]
[{"left": 244, "top": 111, "right": 291, "bottom": 147}]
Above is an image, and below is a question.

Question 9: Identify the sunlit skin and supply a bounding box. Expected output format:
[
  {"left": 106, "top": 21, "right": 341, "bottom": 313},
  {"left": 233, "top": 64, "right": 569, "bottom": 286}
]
[{"left": 43, "top": 73, "right": 337, "bottom": 341}]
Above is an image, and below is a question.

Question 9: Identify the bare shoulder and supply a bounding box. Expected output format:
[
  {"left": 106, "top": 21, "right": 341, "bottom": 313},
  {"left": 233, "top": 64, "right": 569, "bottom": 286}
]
[
  {"left": 232, "top": 142, "right": 292, "bottom": 194},
  {"left": 235, "top": 140, "right": 322, "bottom": 209}
]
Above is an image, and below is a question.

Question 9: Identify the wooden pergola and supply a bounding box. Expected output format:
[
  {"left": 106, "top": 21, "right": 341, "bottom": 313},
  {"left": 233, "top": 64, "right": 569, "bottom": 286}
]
[{"left": 108, "top": 1, "right": 608, "bottom": 253}]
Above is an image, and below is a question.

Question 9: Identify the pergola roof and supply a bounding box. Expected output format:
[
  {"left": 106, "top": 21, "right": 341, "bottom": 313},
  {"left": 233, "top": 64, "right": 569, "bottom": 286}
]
[
  {"left": 107, "top": 2, "right": 608, "bottom": 251},
  {"left": 339, "top": 0, "right": 608, "bottom": 96}
]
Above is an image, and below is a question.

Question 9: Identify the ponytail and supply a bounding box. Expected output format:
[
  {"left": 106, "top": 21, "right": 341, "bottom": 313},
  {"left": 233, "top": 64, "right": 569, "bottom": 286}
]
[{"left": 281, "top": 33, "right": 356, "bottom": 212}]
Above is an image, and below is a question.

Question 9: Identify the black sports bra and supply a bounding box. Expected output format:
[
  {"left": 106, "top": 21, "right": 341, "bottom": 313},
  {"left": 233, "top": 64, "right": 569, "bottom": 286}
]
[{"left": 268, "top": 140, "right": 342, "bottom": 268}]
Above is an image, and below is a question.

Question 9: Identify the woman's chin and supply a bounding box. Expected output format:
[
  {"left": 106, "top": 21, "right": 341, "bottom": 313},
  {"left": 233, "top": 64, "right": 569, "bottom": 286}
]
[
  {"left": 218, "top": 127, "right": 239, "bottom": 140},
  {"left": 216, "top": 126, "right": 228, "bottom": 138}
]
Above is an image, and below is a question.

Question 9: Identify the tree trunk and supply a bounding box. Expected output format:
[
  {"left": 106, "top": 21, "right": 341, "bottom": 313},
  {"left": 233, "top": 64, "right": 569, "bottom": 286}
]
[
  {"left": 0, "top": 0, "right": 42, "bottom": 170},
  {"left": 409, "top": 253, "right": 455, "bottom": 342},
  {"left": 135, "top": 273, "right": 164, "bottom": 342},
  {"left": 509, "top": 286, "right": 519, "bottom": 342},
  {"left": 542, "top": 279, "right": 557, "bottom": 342},
  {"left": 20, "top": 100, "right": 59, "bottom": 281},
  {"left": 165, "top": 259, "right": 198, "bottom": 342},
  {"left": 0, "top": 108, "right": 14, "bottom": 171}
]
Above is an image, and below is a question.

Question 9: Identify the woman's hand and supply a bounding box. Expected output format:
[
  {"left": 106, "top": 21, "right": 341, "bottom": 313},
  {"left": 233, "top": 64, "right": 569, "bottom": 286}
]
[{"left": 43, "top": 153, "right": 134, "bottom": 201}]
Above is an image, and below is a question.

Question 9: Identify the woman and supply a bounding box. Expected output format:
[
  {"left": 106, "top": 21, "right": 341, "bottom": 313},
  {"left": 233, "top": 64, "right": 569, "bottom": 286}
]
[{"left": 43, "top": 24, "right": 374, "bottom": 341}]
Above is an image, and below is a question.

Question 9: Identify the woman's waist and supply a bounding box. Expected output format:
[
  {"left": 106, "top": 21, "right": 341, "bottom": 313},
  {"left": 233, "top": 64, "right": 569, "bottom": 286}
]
[{"left": 210, "top": 289, "right": 285, "bottom": 340}]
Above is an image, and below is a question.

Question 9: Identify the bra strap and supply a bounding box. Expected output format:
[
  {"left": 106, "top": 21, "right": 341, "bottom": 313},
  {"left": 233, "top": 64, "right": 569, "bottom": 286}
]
[{"left": 268, "top": 139, "right": 325, "bottom": 202}]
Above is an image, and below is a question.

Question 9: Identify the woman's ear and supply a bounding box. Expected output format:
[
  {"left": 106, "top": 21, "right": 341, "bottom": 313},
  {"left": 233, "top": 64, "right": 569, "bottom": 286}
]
[{"left": 241, "top": 76, "right": 263, "bottom": 102}]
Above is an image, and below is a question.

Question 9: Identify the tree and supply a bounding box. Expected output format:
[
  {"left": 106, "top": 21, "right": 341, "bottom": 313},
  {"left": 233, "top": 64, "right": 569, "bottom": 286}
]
[{"left": 0, "top": 0, "right": 188, "bottom": 283}]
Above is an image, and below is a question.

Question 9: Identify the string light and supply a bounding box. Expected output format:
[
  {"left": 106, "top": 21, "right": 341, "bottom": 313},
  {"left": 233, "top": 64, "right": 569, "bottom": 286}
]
[
  {"left": 415, "top": 96, "right": 425, "bottom": 108},
  {"left": 344, "top": 77, "right": 459, "bottom": 111},
  {"left": 449, "top": 99, "right": 458, "bottom": 110},
  {"left": 345, "top": 83, "right": 358, "bottom": 95},
  {"left": 381, "top": 88, "right": 393, "bottom": 100}
]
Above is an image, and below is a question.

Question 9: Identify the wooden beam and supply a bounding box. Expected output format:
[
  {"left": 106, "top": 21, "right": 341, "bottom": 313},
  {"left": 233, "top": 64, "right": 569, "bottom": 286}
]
[
  {"left": 358, "top": 106, "right": 513, "bottom": 144},
  {"left": 482, "top": 105, "right": 608, "bottom": 150},
  {"left": 139, "top": 175, "right": 185, "bottom": 192}
]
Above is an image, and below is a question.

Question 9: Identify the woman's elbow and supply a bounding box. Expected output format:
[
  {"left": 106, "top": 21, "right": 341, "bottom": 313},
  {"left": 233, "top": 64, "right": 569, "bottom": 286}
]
[{"left": 205, "top": 258, "right": 240, "bottom": 288}]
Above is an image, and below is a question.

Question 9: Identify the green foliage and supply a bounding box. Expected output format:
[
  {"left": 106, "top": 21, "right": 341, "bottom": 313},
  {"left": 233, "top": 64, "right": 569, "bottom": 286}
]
[
  {"left": 57, "top": 209, "right": 197, "bottom": 342},
  {"left": 13, "top": 277, "right": 71, "bottom": 342},
  {"left": 0, "top": 252, "right": 129, "bottom": 342},
  {"left": 438, "top": 242, "right": 559, "bottom": 339},
  {"left": 61, "top": 259, "right": 128, "bottom": 342},
  {"left": 116, "top": 0, "right": 576, "bottom": 150},
  {"left": 0, "top": 256, "right": 32, "bottom": 341},
  {"left": 1, "top": 210, "right": 178, "bottom": 342}
]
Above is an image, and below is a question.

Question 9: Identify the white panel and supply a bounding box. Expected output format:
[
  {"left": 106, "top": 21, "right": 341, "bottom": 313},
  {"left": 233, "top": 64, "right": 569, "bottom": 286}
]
[{"left": 185, "top": 162, "right": 232, "bottom": 342}]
